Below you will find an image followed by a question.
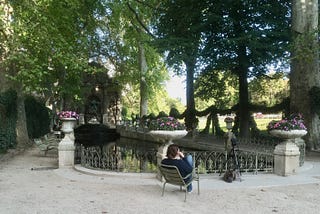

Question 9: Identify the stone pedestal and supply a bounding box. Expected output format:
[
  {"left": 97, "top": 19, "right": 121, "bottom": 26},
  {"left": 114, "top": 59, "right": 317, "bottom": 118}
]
[
  {"left": 270, "top": 129, "right": 307, "bottom": 176},
  {"left": 293, "top": 138, "right": 306, "bottom": 166},
  {"left": 58, "top": 133, "right": 75, "bottom": 167},
  {"left": 156, "top": 143, "right": 171, "bottom": 181},
  {"left": 58, "top": 118, "right": 77, "bottom": 168},
  {"left": 273, "top": 140, "right": 300, "bottom": 176}
]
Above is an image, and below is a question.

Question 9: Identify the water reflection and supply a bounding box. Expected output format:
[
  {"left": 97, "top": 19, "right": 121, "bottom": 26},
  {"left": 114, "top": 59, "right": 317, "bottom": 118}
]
[{"left": 78, "top": 138, "right": 159, "bottom": 173}]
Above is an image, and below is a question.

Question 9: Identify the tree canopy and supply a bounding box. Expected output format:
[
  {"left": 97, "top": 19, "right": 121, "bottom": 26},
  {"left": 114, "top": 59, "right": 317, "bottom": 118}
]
[
  {"left": 3, "top": 0, "right": 106, "bottom": 105},
  {"left": 1, "top": 0, "right": 319, "bottom": 147},
  {"left": 154, "top": 0, "right": 291, "bottom": 136}
]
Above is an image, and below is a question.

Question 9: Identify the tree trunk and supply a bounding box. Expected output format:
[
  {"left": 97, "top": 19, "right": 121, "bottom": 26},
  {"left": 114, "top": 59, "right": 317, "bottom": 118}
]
[
  {"left": 1, "top": 65, "right": 30, "bottom": 148},
  {"left": 185, "top": 59, "right": 196, "bottom": 132},
  {"left": 291, "top": 0, "right": 320, "bottom": 150},
  {"left": 15, "top": 86, "right": 30, "bottom": 148},
  {"left": 139, "top": 42, "right": 148, "bottom": 117},
  {"left": 238, "top": 69, "right": 250, "bottom": 138},
  {"left": 236, "top": 42, "right": 250, "bottom": 139}
]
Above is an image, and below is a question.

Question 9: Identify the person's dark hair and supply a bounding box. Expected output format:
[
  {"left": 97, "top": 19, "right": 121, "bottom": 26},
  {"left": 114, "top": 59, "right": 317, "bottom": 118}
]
[{"left": 166, "top": 144, "right": 179, "bottom": 159}]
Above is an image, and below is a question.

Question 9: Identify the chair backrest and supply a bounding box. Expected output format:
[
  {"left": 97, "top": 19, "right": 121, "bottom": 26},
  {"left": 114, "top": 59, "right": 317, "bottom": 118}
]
[{"left": 159, "top": 164, "right": 186, "bottom": 186}]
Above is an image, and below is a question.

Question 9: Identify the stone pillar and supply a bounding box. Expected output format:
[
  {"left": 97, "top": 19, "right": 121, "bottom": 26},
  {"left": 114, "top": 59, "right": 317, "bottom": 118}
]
[
  {"left": 293, "top": 138, "right": 305, "bottom": 166},
  {"left": 58, "top": 118, "right": 76, "bottom": 168},
  {"left": 273, "top": 140, "right": 300, "bottom": 176},
  {"left": 156, "top": 142, "right": 171, "bottom": 181},
  {"left": 58, "top": 133, "right": 75, "bottom": 167}
]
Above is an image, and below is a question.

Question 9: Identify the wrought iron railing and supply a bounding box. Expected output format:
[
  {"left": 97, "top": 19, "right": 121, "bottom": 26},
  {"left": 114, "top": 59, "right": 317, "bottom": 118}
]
[
  {"left": 80, "top": 145, "right": 158, "bottom": 173},
  {"left": 80, "top": 144, "right": 274, "bottom": 174},
  {"left": 185, "top": 150, "right": 274, "bottom": 174},
  {"left": 77, "top": 123, "right": 309, "bottom": 174}
]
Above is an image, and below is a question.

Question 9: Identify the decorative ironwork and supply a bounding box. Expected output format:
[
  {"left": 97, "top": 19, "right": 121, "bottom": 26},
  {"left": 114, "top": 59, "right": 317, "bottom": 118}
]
[
  {"left": 78, "top": 126, "right": 276, "bottom": 174},
  {"left": 187, "top": 150, "right": 273, "bottom": 174},
  {"left": 80, "top": 143, "right": 274, "bottom": 174},
  {"left": 80, "top": 144, "right": 158, "bottom": 173}
]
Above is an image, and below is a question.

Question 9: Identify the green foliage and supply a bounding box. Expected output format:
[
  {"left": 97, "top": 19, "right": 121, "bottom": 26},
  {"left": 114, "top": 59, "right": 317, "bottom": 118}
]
[
  {"left": 120, "top": 82, "right": 185, "bottom": 118},
  {"left": 249, "top": 72, "right": 289, "bottom": 106},
  {"left": 169, "top": 108, "right": 181, "bottom": 119},
  {"left": 3, "top": 0, "right": 106, "bottom": 104},
  {"left": 0, "top": 89, "right": 17, "bottom": 151},
  {"left": 121, "top": 107, "right": 128, "bottom": 120},
  {"left": 202, "top": 0, "right": 291, "bottom": 77},
  {"left": 25, "top": 96, "right": 50, "bottom": 139},
  {"left": 155, "top": 0, "right": 205, "bottom": 72},
  {"left": 195, "top": 69, "right": 238, "bottom": 110},
  {"left": 105, "top": 0, "right": 169, "bottom": 115},
  {"left": 158, "top": 111, "right": 168, "bottom": 118}
]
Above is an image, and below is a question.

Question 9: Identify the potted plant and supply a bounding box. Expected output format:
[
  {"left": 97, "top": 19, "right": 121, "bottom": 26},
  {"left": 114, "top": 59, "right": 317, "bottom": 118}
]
[
  {"left": 57, "top": 111, "right": 80, "bottom": 120},
  {"left": 268, "top": 113, "right": 307, "bottom": 176},
  {"left": 57, "top": 111, "right": 79, "bottom": 133},
  {"left": 148, "top": 117, "right": 187, "bottom": 143},
  {"left": 149, "top": 116, "right": 186, "bottom": 131},
  {"left": 267, "top": 113, "right": 307, "bottom": 139}
]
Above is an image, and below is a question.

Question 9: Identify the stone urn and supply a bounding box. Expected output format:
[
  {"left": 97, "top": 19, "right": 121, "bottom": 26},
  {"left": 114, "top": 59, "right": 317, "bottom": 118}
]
[
  {"left": 224, "top": 117, "right": 234, "bottom": 131},
  {"left": 61, "top": 118, "right": 77, "bottom": 133},
  {"left": 270, "top": 129, "right": 307, "bottom": 176},
  {"left": 269, "top": 130, "right": 307, "bottom": 140},
  {"left": 58, "top": 118, "right": 77, "bottom": 167},
  {"left": 148, "top": 130, "right": 188, "bottom": 144}
]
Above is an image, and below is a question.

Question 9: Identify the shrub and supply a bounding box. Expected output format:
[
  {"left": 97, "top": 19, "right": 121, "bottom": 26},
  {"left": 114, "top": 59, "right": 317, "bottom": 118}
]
[{"left": 25, "top": 96, "right": 50, "bottom": 139}]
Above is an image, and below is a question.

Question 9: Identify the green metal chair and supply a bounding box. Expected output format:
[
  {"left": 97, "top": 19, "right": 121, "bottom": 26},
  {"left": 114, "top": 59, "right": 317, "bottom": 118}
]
[
  {"left": 33, "top": 134, "right": 59, "bottom": 156},
  {"left": 159, "top": 163, "right": 200, "bottom": 202}
]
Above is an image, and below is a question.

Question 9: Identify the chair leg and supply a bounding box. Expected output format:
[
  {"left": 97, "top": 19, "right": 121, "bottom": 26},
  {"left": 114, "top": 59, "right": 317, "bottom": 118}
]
[
  {"left": 162, "top": 182, "right": 166, "bottom": 196},
  {"left": 197, "top": 179, "right": 200, "bottom": 195},
  {"left": 184, "top": 189, "right": 187, "bottom": 202}
]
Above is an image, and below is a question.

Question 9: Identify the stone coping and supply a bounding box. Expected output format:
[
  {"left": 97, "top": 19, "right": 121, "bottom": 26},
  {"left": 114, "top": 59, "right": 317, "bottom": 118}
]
[{"left": 73, "top": 164, "right": 156, "bottom": 179}]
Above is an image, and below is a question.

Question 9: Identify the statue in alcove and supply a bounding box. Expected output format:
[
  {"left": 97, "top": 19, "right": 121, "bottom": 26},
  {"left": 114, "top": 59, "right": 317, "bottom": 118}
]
[{"left": 85, "top": 95, "right": 102, "bottom": 124}]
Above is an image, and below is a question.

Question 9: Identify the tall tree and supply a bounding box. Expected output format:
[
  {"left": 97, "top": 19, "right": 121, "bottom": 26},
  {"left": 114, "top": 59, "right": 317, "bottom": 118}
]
[
  {"left": 105, "top": 0, "right": 168, "bottom": 117},
  {"left": 5, "top": 0, "right": 106, "bottom": 103},
  {"left": 291, "top": 0, "right": 320, "bottom": 150},
  {"left": 0, "top": 1, "right": 12, "bottom": 91},
  {"left": 1, "top": 0, "right": 106, "bottom": 146},
  {"left": 155, "top": 0, "right": 206, "bottom": 132},
  {"left": 202, "top": 0, "right": 291, "bottom": 138}
]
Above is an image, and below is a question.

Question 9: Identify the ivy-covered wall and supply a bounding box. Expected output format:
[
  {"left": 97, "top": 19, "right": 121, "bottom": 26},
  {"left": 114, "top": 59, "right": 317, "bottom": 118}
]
[
  {"left": 0, "top": 89, "right": 17, "bottom": 152},
  {"left": 0, "top": 90, "right": 51, "bottom": 153}
]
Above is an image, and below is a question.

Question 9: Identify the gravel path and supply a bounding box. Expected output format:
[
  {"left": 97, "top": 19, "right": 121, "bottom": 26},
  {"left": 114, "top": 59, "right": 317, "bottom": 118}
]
[{"left": 1, "top": 147, "right": 320, "bottom": 214}]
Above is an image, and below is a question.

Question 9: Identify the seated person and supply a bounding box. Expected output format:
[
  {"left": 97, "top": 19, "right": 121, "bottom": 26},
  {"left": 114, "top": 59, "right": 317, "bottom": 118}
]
[{"left": 161, "top": 144, "right": 194, "bottom": 193}]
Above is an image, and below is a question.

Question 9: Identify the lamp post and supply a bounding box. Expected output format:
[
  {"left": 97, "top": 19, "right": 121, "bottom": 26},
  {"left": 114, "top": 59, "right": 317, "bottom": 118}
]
[
  {"left": 224, "top": 117, "right": 234, "bottom": 131},
  {"left": 224, "top": 117, "right": 234, "bottom": 152}
]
